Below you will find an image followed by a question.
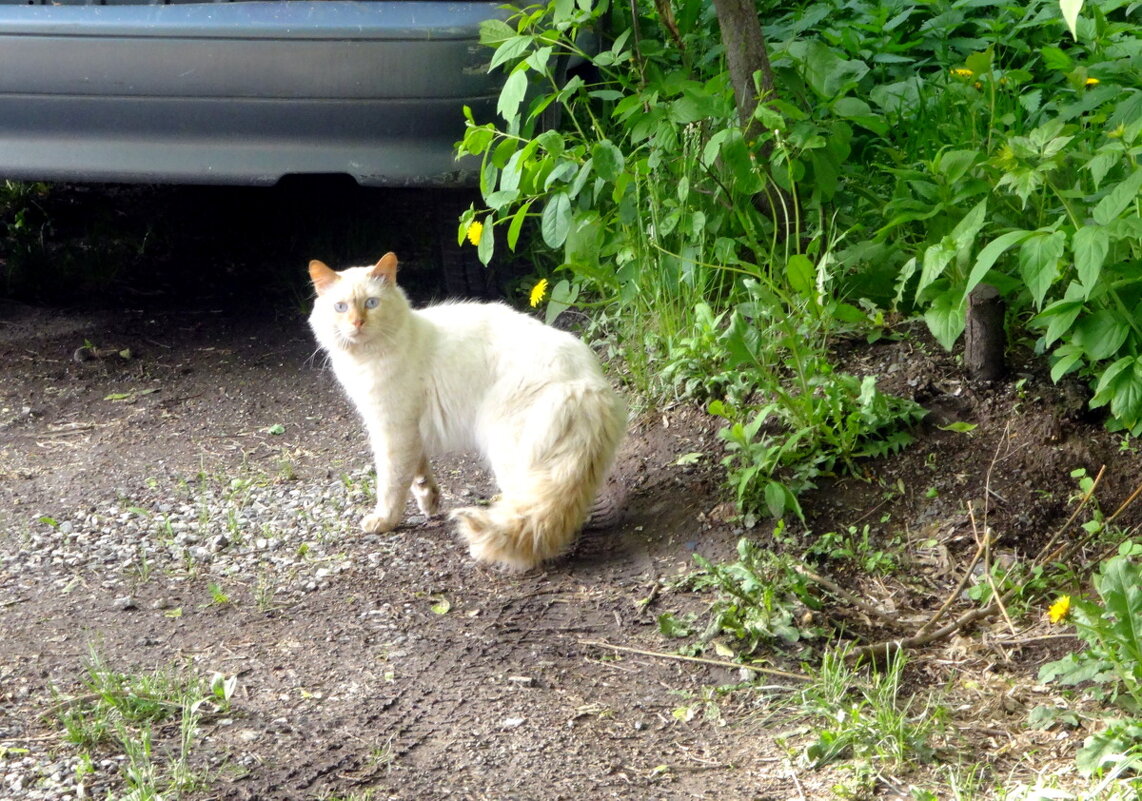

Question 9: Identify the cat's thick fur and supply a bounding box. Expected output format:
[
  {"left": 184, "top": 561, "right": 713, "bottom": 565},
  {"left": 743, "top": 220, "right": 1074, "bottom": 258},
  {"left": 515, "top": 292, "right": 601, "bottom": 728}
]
[{"left": 308, "top": 253, "right": 626, "bottom": 571}]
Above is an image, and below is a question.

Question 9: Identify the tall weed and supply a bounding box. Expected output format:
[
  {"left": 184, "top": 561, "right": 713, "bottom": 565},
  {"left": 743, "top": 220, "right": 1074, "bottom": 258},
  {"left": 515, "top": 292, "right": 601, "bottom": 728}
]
[{"left": 458, "top": 0, "right": 924, "bottom": 517}]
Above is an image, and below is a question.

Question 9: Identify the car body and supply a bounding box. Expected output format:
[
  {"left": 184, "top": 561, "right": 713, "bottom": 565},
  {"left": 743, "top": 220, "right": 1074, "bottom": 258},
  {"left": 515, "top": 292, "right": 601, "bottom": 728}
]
[{"left": 0, "top": 0, "right": 507, "bottom": 187}]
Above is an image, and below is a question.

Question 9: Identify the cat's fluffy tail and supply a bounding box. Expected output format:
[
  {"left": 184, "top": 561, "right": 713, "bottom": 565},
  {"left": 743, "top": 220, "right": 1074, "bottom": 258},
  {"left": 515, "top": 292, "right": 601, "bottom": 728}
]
[{"left": 451, "top": 382, "right": 626, "bottom": 572}]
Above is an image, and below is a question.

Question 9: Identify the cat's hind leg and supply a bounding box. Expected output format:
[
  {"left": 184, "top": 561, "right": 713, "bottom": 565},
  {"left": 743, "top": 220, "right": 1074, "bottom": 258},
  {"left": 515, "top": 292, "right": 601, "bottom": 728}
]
[
  {"left": 452, "top": 382, "right": 625, "bottom": 571},
  {"left": 411, "top": 456, "right": 441, "bottom": 517}
]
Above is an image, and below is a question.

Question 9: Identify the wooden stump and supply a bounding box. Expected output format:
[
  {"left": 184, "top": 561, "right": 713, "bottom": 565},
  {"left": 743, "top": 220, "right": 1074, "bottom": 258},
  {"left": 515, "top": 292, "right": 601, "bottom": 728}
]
[{"left": 965, "top": 283, "right": 1006, "bottom": 381}]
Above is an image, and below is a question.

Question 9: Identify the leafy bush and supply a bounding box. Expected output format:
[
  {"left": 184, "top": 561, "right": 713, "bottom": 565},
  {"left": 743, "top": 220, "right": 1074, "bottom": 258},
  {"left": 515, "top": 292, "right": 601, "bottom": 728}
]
[
  {"left": 661, "top": 536, "right": 824, "bottom": 653},
  {"left": 765, "top": 0, "right": 1142, "bottom": 432},
  {"left": 457, "top": 0, "right": 927, "bottom": 518}
]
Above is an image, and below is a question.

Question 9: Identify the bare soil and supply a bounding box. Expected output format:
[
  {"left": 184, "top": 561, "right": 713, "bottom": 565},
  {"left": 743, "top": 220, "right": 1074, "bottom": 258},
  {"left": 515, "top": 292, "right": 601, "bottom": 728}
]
[{"left": 2, "top": 184, "right": 1140, "bottom": 800}]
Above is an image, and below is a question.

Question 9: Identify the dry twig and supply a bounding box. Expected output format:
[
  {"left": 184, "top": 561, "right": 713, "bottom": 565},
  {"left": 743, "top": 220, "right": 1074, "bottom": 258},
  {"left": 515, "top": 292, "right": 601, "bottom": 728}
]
[
  {"left": 850, "top": 460, "right": 1141, "bottom": 663},
  {"left": 579, "top": 639, "right": 809, "bottom": 682}
]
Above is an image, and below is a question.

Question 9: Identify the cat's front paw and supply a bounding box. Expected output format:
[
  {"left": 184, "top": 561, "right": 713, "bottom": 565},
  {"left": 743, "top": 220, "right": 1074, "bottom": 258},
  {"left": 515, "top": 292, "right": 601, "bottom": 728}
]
[{"left": 361, "top": 509, "right": 401, "bottom": 533}]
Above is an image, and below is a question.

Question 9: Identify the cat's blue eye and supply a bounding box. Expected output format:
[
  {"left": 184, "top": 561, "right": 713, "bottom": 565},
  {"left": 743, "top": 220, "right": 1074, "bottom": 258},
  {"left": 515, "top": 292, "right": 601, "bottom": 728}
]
[
  {"left": 333, "top": 301, "right": 349, "bottom": 313},
  {"left": 364, "top": 297, "right": 380, "bottom": 309}
]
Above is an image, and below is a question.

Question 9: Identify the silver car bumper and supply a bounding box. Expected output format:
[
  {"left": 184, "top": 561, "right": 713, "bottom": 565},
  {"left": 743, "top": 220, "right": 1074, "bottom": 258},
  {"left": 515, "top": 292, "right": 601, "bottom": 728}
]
[{"left": 0, "top": 1, "right": 506, "bottom": 186}]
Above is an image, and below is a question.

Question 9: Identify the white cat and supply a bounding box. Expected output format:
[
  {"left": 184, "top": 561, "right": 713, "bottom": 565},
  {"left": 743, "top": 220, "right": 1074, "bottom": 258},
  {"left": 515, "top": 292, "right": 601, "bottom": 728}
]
[{"left": 307, "top": 253, "right": 626, "bottom": 571}]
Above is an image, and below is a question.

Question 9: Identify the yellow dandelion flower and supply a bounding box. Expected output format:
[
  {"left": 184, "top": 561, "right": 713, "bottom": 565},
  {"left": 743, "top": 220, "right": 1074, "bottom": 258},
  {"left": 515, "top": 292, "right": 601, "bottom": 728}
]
[
  {"left": 466, "top": 220, "right": 485, "bottom": 246},
  {"left": 529, "top": 278, "right": 549, "bottom": 308},
  {"left": 951, "top": 68, "right": 974, "bottom": 78},
  {"left": 1085, "top": 77, "right": 1100, "bottom": 87},
  {"left": 1048, "top": 595, "right": 1071, "bottom": 624}
]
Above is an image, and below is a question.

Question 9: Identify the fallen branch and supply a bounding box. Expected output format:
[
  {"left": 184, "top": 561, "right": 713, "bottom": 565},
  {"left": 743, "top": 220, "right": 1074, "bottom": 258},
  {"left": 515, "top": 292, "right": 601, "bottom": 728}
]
[
  {"left": 794, "top": 566, "right": 906, "bottom": 629},
  {"left": 852, "top": 461, "right": 1141, "bottom": 663},
  {"left": 579, "top": 639, "right": 809, "bottom": 682}
]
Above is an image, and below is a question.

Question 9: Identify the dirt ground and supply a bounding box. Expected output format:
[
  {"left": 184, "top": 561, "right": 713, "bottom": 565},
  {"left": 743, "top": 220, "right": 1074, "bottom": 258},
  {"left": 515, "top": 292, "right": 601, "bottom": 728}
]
[{"left": 2, "top": 185, "right": 1141, "bottom": 800}]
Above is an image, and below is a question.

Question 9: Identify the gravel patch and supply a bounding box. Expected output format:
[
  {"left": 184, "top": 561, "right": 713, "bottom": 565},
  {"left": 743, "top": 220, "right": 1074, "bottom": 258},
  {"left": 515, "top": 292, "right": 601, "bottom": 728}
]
[
  {"left": 1, "top": 470, "right": 426, "bottom": 602},
  {"left": 0, "top": 466, "right": 450, "bottom": 800}
]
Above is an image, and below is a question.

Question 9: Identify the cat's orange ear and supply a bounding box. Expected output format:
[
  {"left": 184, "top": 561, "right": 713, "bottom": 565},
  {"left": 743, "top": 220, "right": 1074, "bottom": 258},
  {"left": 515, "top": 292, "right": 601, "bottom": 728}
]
[
  {"left": 308, "top": 260, "right": 339, "bottom": 295},
  {"left": 371, "top": 252, "right": 399, "bottom": 285}
]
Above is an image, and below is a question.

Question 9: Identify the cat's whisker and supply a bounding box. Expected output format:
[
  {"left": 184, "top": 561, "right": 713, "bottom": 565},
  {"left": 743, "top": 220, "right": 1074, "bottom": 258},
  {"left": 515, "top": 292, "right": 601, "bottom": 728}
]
[{"left": 303, "top": 347, "right": 329, "bottom": 370}]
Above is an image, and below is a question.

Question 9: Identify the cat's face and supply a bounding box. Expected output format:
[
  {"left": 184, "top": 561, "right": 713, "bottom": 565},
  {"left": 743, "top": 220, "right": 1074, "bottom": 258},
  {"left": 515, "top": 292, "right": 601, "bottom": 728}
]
[{"left": 308, "top": 253, "right": 402, "bottom": 351}]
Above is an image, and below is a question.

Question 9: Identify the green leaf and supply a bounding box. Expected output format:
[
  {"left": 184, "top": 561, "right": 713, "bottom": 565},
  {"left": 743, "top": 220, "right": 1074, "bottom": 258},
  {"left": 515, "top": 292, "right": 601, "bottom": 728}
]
[
  {"left": 830, "top": 97, "right": 887, "bottom": 135},
  {"left": 1074, "top": 310, "right": 1130, "bottom": 360},
  {"left": 544, "top": 279, "right": 578, "bottom": 325},
  {"left": 764, "top": 481, "right": 788, "bottom": 519},
  {"left": 525, "top": 44, "right": 553, "bottom": 74},
  {"left": 1059, "top": 0, "right": 1083, "bottom": 40},
  {"left": 541, "top": 192, "right": 572, "bottom": 248},
  {"left": 478, "top": 18, "right": 516, "bottom": 48},
  {"left": 543, "top": 160, "right": 577, "bottom": 190},
  {"left": 477, "top": 214, "right": 494, "bottom": 265},
  {"left": 657, "top": 612, "right": 693, "bottom": 638},
  {"left": 1091, "top": 357, "right": 1142, "bottom": 432},
  {"left": 1034, "top": 298, "right": 1085, "bottom": 347},
  {"left": 916, "top": 239, "right": 957, "bottom": 300},
  {"left": 489, "top": 35, "right": 533, "bottom": 71},
  {"left": 917, "top": 199, "right": 988, "bottom": 300},
  {"left": 792, "top": 41, "right": 870, "bottom": 99},
  {"left": 1041, "top": 46, "right": 1073, "bottom": 71},
  {"left": 1077, "top": 723, "right": 1142, "bottom": 778},
  {"left": 669, "top": 85, "right": 723, "bottom": 124},
  {"left": 1019, "top": 89, "right": 1042, "bottom": 115},
  {"left": 786, "top": 254, "right": 815, "bottom": 301},
  {"left": 497, "top": 69, "right": 529, "bottom": 126},
  {"left": 505, "top": 200, "right": 533, "bottom": 251},
  {"left": 965, "top": 48, "right": 993, "bottom": 76},
  {"left": 1039, "top": 652, "right": 1110, "bottom": 685},
  {"left": 1093, "top": 168, "right": 1142, "bottom": 226},
  {"left": 935, "top": 149, "right": 980, "bottom": 184},
  {"left": 1072, "top": 225, "right": 1109, "bottom": 297},
  {"left": 485, "top": 189, "right": 521, "bottom": 211},
  {"left": 1085, "top": 149, "right": 1119, "bottom": 190},
  {"left": 460, "top": 123, "right": 495, "bottom": 156},
  {"left": 923, "top": 288, "right": 967, "bottom": 350},
  {"left": 534, "top": 129, "right": 565, "bottom": 158},
  {"left": 964, "top": 229, "right": 1033, "bottom": 298},
  {"left": 673, "top": 452, "right": 704, "bottom": 466},
  {"left": 1050, "top": 343, "right": 1085, "bottom": 382},
  {"left": 591, "top": 139, "right": 625, "bottom": 182},
  {"left": 1019, "top": 230, "right": 1065, "bottom": 309},
  {"left": 1096, "top": 556, "right": 1142, "bottom": 666},
  {"left": 1091, "top": 356, "right": 1135, "bottom": 408},
  {"left": 430, "top": 597, "right": 451, "bottom": 615},
  {"left": 951, "top": 197, "right": 988, "bottom": 252},
  {"left": 937, "top": 422, "right": 978, "bottom": 433},
  {"left": 564, "top": 214, "right": 607, "bottom": 281}
]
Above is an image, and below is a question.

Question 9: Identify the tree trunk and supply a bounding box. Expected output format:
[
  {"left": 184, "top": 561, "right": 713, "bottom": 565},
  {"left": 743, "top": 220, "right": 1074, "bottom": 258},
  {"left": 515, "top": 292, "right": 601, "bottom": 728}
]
[
  {"left": 710, "top": 0, "right": 775, "bottom": 143},
  {"left": 965, "top": 283, "right": 1006, "bottom": 381},
  {"left": 710, "top": 0, "right": 796, "bottom": 239}
]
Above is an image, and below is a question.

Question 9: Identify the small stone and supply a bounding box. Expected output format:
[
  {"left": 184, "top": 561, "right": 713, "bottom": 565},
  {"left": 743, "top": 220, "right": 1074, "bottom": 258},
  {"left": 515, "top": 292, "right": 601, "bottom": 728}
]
[
  {"left": 112, "top": 595, "right": 137, "bottom": 611},
  {"left": 501, "top": 717, "right": 526, "bottom": 730}
]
